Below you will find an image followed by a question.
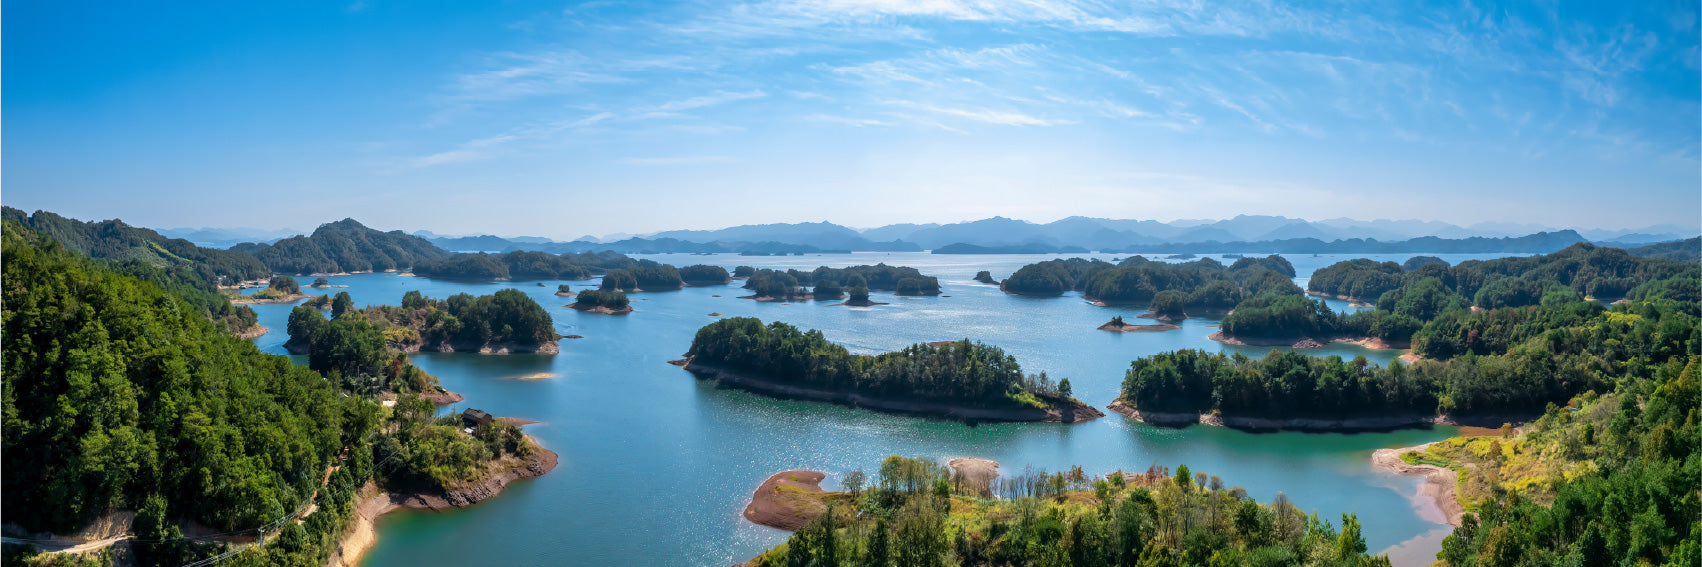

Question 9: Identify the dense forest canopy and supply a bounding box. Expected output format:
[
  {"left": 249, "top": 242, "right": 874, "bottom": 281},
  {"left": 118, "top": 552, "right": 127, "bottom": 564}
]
[
  {"left": 2, "top": 224, "right": 344, "bottom": 534},
  {"left": 1, "top": 207, "right": 271, "bottom": 285},
  {"left": 2, "top": 221, "right": 549, "bottom": 567},
  {"left": 230, "top": 218, "right": 450, "bottom": 275},
  {"left": 1425, "top": 355, "right": 1698, "bottom": 566},
  {"left": 741, "top": 264, "right": 943, "bottom": 298},
  {"left": 752, "top": 455, "right": 1394, "bottom": 567},
  {"left": 599, "top": 261, "right": 685, "bottom": 291},
  {"left": 1127, "top": 279, "right": 1697, "bottom": 419},
  {"left": 572, "top": 289, "right": 631, "bottom": 310},
  {"left": 1221, "top": 243, "right": 1698, "bottom": 344},
  {"left": 0, "top": 209, "right": 264, "bottom": 335},
  {"left": 1000, "top": 255, "right": 1298, "bottom": 321},
  {"left": 289, "top": 289, "right": 556, "bottom": 353},
  {"left": 680, "top": 264, "right": 731, "bottom": 285},
  {"left": 1625, "top": 236, "right": 1700, "bottom": 263},
  {"left": 687, "top": 318, "right": 1072, "bottom": 408}
]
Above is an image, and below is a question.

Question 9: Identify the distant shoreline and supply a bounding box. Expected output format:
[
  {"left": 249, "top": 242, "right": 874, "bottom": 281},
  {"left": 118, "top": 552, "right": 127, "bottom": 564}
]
[{"left": 1106, "top": 399, "right": 1532, "bottom": 432}]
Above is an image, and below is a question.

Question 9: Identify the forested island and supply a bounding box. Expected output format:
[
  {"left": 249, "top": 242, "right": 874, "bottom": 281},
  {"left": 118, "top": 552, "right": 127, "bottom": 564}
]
[
  {"left": 1216, "top": 242, "right": 1695, "bottom": 348},
  {"left": 599, "top": 261, "right": 687, "bottom": 291},
  {"left": 1, "top": 221, "right": 555, "bottom": 567},
  {"left": 232, "top": 218, "right": 450, "bottom": 275},
  {"left": 288, "top": 289, "right": 559, "bottom": 355},
  {"left": 741, "top": 264, "right": 942, "bottom": 300},
  {"left": 680, "top": 318, "right": 1101, "bottom": 422},
  {"left": 680, "top": 264, "right": 731, "bottom": 286},
  {"left": 232, "top": 275, "right": 311, "bottom": 305},
  {"left": 569, "top": 289, "right": 633, "bottom": 314},
  {"left": 999, "top": 255, "right": 1296, "bottom": 320},
  {"left": 1114, "top": 252, "right": 1697, "bottom": 429},
  {"left": 744, "top": 456, "right": 1395, "bottom": 566}
]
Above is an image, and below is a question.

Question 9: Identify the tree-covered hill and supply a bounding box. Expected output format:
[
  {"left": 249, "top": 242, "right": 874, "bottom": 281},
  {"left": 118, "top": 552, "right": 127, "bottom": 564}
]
[
  {"left": 999, "top": 255, "right": 1296, "bottom": 319},
  {"left": 2, "top": 224, "right": 345, "bottom": 534},
  {"left": 1219, "top": 243, "right": 1698, "bottom": 345},
  {"left": 1, "top": 209, "right": 264, "bottom": 334},
  {"left": 2, "top": 207, "right": 271, "bottom": 285},
  {"left": 1625, "top": 236, "right": 1699, "bottom": 263},
  {"left": 1414, "top": 356, "right": 1698, "bottom": 566},
  {"left": 231, "top": 218, "right": 450, "bottom": 275},
  {"left": 3, "top": 221, "right": 551, "bottom": 567},
  {"left": 1123, "top": 271, "right": 1697, "bottom": 421}
]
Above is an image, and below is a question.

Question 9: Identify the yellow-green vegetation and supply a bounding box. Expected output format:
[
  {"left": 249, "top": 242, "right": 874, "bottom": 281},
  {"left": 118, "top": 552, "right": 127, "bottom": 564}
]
[
  {"left": 1428, "top": 354, "right": 1698, "bottom": 566},
  {"left": 751, "top": 456, "right": 1394, "bottom": 567}
]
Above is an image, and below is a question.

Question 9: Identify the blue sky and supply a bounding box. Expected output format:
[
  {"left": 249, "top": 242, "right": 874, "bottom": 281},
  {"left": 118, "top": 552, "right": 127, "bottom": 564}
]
[{"left": 5, "top": 0, "right": 1698, "bottom": 238}]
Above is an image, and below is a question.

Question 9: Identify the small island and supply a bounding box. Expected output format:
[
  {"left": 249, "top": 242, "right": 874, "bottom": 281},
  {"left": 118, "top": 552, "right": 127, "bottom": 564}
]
[
  {"left": 972, "top": 270, "right": 998, "bottom": 284},
  {"left": 307, "top": 276, "right": 350, "bottom": 288},
  {"left": 1097, "top": 315, "right": 1179, "bottom": 332},
  {"left": 288, "top": 289, "right": 560, "bottom": 355},
  {"left": 569, "top": 289, "right": 633, "bottom": 314},
  {"left": 680, "top": 264, "right": 731, "bottom": 286},
  {"left": 230, "top": 275, "right": 312, "bottom": 304},
  {"left": 743, "top": 264, "right": 943, "bottom": 301},
  {"left": 679, "top": 318, "right": 1102, "bottom": 423},
  {"left": 599, "top": 261, "right": 686, "bottom": 291},
  {"left": 554, "top": 283, "right": 576, "bottom": 296}
]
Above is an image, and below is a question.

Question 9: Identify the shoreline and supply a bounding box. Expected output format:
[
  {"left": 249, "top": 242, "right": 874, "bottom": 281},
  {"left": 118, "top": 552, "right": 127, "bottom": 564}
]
[
  {"left": 1106, "top": 399, "right": 1536, "bottom": 432},
  {"left": 568, "top": 303, "right": 633, "bottom": 314},
  {"left": 1099, "top": 322, "right": 1181, "bottom": 332},
  {"left": 291, "top": 339, "right": 560, "bottom": 356},
  {"left": 1305, "top": 290, "right": 1375, "bottom": 308},
  {"left": 326, "top": 436, "right": 558, "bottom": 567},
  {"left": 681, "top": 360, "right": 1104, "bottom": 423},
  {"left": 1108, "top": 399, "right": 1445, "bottom": 432},
  {"left": 231, "top": 292, "right": 312, "bottom": 305},
  {"left": 1371, "top": 442, "right": 1465, "bottom": 527},
  {"left": 830, "top": 299, "right": 889, "bottom": 307},
  {"left": 237, "top": 325, "right": 269, "bottom": 339},
  {"left": 1210, "top": 331, "right": 1409, "bottom": 350}
]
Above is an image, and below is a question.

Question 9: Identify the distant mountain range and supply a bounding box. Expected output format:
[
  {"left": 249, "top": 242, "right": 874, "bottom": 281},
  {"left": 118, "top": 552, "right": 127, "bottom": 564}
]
[{"left": 402, "top": 215, "right": 1697, "bottom": 255}]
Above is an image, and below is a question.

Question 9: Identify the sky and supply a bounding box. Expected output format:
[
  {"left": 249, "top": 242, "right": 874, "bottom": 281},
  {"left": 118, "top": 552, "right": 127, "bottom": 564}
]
[{"left": 4, "top": 0, "right": 1699, "bottom": 239}]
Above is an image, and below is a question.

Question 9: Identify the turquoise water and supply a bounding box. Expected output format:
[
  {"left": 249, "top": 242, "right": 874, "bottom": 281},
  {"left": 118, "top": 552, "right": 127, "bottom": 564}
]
[{"left": 243, "top": 252, "right": 1522, "bottom": 566}]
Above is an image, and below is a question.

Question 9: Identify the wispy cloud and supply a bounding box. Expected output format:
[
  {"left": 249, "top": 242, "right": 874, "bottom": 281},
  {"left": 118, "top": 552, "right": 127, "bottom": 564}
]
[
  {"left": 621, "top": 155, "right": 737, "bottom": 166},
  {"left": 413, "top": 112, "right": 614, "bottom": 166},
  {"left": 887, "top": 100, "right": 1071, "bottom": 126}
]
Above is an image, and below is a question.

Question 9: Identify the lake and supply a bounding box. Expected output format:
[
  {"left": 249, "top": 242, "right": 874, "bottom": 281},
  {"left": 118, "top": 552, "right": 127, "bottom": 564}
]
[{"left": 244, "top": 251, "right": 1522, "bottom": 566}]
